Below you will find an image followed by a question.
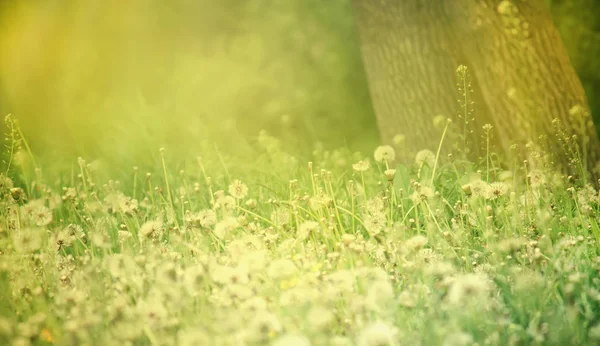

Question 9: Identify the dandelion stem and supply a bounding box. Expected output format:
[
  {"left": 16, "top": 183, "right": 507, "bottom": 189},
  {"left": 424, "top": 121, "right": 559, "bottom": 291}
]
[{"left": 431, "top": 119, "right": 450, "bottom": 186}]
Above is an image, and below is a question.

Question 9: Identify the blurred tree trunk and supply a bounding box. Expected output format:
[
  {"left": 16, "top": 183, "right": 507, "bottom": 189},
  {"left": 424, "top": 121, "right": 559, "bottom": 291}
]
[
  {"left": 352, "top": 1, "right": 491, "bottom": 162},
  {"left": 353, "top": 0, "right": 600, "bottom": 181},
  {"left": 549, "top": 0, "right": 600, "bottom": 139}
]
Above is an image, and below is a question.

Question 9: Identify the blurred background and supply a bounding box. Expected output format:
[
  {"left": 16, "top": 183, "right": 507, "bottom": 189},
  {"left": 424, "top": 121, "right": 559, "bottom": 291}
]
[{"left": 0, "top": 0, "right": 598, "bottom": 166}]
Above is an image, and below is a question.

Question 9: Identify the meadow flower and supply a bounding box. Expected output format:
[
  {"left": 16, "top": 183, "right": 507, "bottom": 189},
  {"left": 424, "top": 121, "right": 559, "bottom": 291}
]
[
  {"left": 384, "top": 169, "right": 396, "bottom": 181},
  {"left": 178, "top": 329, "right": 211, "bottom": 346},
  {"left": 363, "top": 213, "right": 386, "bottom": 236},
  {"left": 463, "top": 179, "right": 490, "bottom": 198},
  {"left": 104, "top": 192, "right": 138, "bottom": 215},
  {"left": 117, "top": 230, "right": 132, "bottom": 244},
  {"left": 425, "top": 261, "right": 456, "bottom": 278},
  {"left": 374, "top": 146, "right": 396, "bottom": 163},
  {"left": 488, "top": 181, "right": 510, "bottom": 199},
  {"left": 155, "top": 262, "right": 181, "bottom": 286},
  {"left": 410, "top": 186, "right": 435, "bottom": 204},
  {"left": 446, "top": 273, "right": 492, "bottom": 306},
  {"left": 528, "top": 169, "right": 546, "bottom": 188},
  {"left": 270, "top": 208, "right": 291, "bottom": 226},
  {"left": 0, "top": 174, "right": 13, "bottom": 196},
  {"left": 308, "top": 194, "right": 333, "bottom": 211},
  {"left": 246, "top": 311, "right": 283, "bottom": 342},
  {"left": 183, "top": 265, "right": 205, "bottom": 296},
  {"left": 365, "top": 280, "right": 395, "bottom": 312},
  {"left": 217, "top": 195, "right": 236, "bottom": 210},
  {"left": 12, "top": 228, "right": 43, "bottom": 253},
  {"left": 297, "top": 221, "right": 320, "bottom": 240},
  {"left": 30, "top": 205, "right": 53, "bottom": 227},
  {"left": 240, "top": 296, "right": 268, "bottom": 312},
  {"left": 353, "top": 160, "right": 370, "bottom": 172},
  {"left": 307, "top": 305, "right": 334, "bottom": 331},
  {"left": 212, "top": 264, "right": 250, "bottom": 285},
  {"left": 415, "top": 149, "right": 435, "bottom": 167},
  {"left": 267, "top": 259, "right": 297, "bottom": 279},
  {"left": 364, "top": 198, "right": 383, "bottom": 215},
  {"left": 139, "top": 220, "right": 164, "bottom": 241},
  {"left": 228, "top": 179, "right": 248, "bottom": 199},
  {"left": 279, "top": 286, "right": 315, "bottom": 306},
  {"left": 240, "top": 250, "right": 268, "bottom": 273},
  {"left": 272, "top": 334, "right": 312, "bottom": 346},
  {"left": 224, "top": 283, "right": 254, "bottom": 302},
  {"left": 324, "top": 270, "right": 356, "bottom": 294},
  {"left": 197, "top": 209, "right": 217, "bottom": 228},
  {"left": 416, "top": 249, "right": 442, "bottom": 264},
  {"left": 404, "top": 235, "right": 428, "bottom": 251},
  {"left": 136, "top": 294, "right": 170, "bottom": 329},
  {"left": 356, "top": 321, "right": 398, "bottom": 346},
  {"left": 213, "top": 216, "right": 239, "bottom": 239},
  {"left": 245, "top": 198, "right": 258, "bottom": 209}
]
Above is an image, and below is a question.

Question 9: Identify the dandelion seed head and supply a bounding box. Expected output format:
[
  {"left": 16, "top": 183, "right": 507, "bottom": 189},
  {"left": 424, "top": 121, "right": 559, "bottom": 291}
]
[
  {"left": 272, "top": 334, "right": 312, "bottom": 346},
  {"left": 228, "top": 179, "right": 248, "bottom": 199},
  {"left": 356, "top": 321, "right": 398, "bottom": 346},
  {"left": 415, "top": 149, "right": 435, "bottom": 167},
  {"left": 374, "top": 146, "right": 396, "bottom": 163},
  {"left": 353, "top": 160, "right": 371, "bottom": 172}
]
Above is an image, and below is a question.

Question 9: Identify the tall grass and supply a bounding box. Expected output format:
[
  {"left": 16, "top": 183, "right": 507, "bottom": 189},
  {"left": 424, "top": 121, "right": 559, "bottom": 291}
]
[{"left": 1, "top": 109, "right": 600, "bottom": 346}]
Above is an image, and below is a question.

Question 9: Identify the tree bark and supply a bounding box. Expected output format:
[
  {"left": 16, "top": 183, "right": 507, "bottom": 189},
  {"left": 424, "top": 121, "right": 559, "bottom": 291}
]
[
  {"left": 352, "top": 1, "right": 492, "bottom": 162},
  {"left": 353, "top": 0, "right": 600, "bottom": 180}
]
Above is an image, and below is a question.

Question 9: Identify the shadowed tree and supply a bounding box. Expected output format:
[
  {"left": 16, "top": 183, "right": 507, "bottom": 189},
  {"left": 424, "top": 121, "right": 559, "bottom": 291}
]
[
  {"left": 550, "top": 0, "right": 600, "bottom": 137},
  {"left": 353, "top": 0, "right": 600, "bottom": 181}
]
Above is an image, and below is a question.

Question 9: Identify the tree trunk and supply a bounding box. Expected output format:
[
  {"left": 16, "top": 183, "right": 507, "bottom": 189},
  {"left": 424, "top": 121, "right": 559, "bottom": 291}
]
[
  {"left": 353, "top": 0, "right": 600, "bottom": 181},
  {"left": 352, "top": 1, "right": 492, "bottom": 162}
]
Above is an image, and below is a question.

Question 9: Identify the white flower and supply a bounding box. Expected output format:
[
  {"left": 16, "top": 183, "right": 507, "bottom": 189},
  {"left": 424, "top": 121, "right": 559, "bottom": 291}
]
[
  {"left": 217, "top": 195, "right": 236, "bottom": 210},
  {"left": 374, "top": 145, "right": 396, "bottom": 163},
  {"left": 228, "top": 179, "right": 248, "bottom": 199},
  {"left": 365, "top": 280, "right": 395, "bottom": 312},
  {"left": 528, "top": 169, "right": 546, "bottom": 188},
  {"left": 352, "top": 160, "right": 371, "bottom": 172},
  {"left": 267, "top": 259, "right": 297, "bottom": 279},
  {"left": 178, "top": 329, "right": 211, "bottom": 346},
  {"left": 297, "top": 221, "right": 319, "bottom": 240},
  {"left": 446, "top": 273, "right": 492, "bottom": 306},
  {"left": 139, "top": 220, "right": 164, "bottom": 240},
  {"left": 271, "top": 208, "right": 291, "bottom": 225},
  {"left": 307, "top": 305, "right": 334, "bottom": 331},
  {"left": 197, "top": 209, "right": 217, "bottom": 228},
  {"left": 415, "top": 149, "right": 435, "bottom": 167},
  {"left": 356, "top": 321, "right": 398, "bottom": 346},
  {"left": 463, "top": 179, "right": 490, "bottom": 198},
  {"left": 488, "top": 182, "right": 510, "bottom": 199},
  {"left": 363, "top": 213, "right": 386, "bottom": 237},
  {"left": 213, "top": 217, "right": 239, "bottom": 240},
  {"left": 410, "top": 186, "right": 435, "bottom": 204},
  {"left": 405, "top": 235, "right": 428, "bottom": 251},
  {"left": 384, "top": 169, "right": 396, "bottom": 181},
  {"left": 272, "top": 334, "right": 312, "bottom": 346}
]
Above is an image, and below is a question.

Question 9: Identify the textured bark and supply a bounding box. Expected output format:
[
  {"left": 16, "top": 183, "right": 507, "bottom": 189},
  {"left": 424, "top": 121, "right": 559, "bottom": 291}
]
[
  {"left": 353, "top": 0, "right": 600, "bottom": 180},
  {"left": 549, "top": 0, "right": 600, "bottom": 139},
  {"left": 449, "top": 0, "right": 600, "bottom": 177},
  {"left": 352, "top": 1, "right": 492, "bottom": 162}
]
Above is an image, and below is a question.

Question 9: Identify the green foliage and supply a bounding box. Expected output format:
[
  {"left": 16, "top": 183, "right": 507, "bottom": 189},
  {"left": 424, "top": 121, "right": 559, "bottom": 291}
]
[{"left": 1, "top": 116, "right": 600, "bottom": 345}]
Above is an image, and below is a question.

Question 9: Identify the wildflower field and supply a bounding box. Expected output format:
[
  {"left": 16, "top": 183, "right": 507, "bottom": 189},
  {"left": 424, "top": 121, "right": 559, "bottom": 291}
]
[{"left": 2, "top": 113, "right": 600, "bottom": 346}]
